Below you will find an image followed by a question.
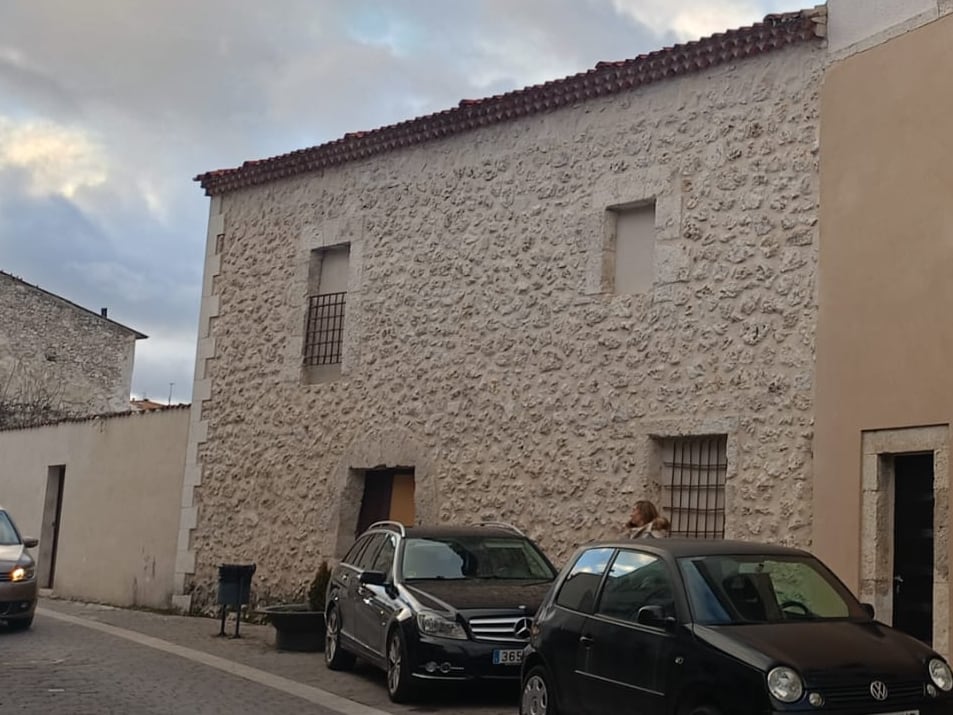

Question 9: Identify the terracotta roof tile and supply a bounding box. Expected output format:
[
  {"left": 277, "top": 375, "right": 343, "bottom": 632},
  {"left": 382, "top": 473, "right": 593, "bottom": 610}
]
[{"left": 196, "top": 8, "right": 823, "bottom": 196}]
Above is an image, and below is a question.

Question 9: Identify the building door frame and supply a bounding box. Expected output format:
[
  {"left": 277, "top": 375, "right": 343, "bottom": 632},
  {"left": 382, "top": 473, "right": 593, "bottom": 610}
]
[
  {"left": 330, "top": 426, "right": 438, "bottom": 559},
  {"left": 860, "top": 425, "right": 949, "bottom": 656},
  {"left": 38, "top": 464, "right": 66, "bottom": 589}
]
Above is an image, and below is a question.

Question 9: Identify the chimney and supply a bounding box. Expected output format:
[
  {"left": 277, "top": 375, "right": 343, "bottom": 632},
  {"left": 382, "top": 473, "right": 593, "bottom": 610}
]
[{"left": 100, "top": 307, "right": 108, "bottom": 318}]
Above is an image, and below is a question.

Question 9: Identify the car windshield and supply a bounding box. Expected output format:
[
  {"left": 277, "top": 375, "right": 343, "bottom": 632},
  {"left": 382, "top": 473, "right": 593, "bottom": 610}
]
[
  {"left": 679, "top": 554, "right": 867, "bottom": 624},
  {"left": 0, "top": 511, "right": 21, "bottom": 546},
  {"left": 401, "top": 535, "right": 556, "bottom": 581}
]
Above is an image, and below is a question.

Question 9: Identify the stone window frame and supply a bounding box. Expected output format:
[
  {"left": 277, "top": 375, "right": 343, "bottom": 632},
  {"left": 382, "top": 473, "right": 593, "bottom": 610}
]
[
  {"left": 657, "top": 434, "right": 729, "bottom": 539},
  {"left": 289, "top": 218, "right": 365, "bottom": 385},
  {"left": 583, "top": 171, "right": 683, "bottom": 297},
  {"left": 643, "top": 417, "right": 739, "bottom": 538},
  {"left": 860, "top": 424, "right": 950, "bottom": 657},
  {"left": 604, "top": 199, "right": 657, "bottom": 295}
]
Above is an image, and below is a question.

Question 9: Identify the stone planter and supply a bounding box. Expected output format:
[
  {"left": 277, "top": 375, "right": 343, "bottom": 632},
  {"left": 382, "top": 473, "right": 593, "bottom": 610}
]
[{"left": 261, "top": 604, "right": 326, "bottom": 652}]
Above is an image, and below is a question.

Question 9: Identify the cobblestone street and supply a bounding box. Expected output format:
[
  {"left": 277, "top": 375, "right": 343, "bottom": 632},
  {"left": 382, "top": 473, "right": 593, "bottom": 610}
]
[{"left": 0, "top": 599, "right": 517, "bottom": 715}]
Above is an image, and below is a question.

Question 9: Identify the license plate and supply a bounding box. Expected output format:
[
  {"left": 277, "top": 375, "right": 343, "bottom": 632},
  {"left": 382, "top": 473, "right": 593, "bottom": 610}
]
[{"left": 492, "top": 649, "right": 523, "bottom": 665}]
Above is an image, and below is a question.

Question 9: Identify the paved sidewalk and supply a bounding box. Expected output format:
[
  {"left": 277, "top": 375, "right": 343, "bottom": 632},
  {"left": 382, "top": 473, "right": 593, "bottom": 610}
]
[{"left": 36, "top": 598, "right": 516, "bottom": 715}]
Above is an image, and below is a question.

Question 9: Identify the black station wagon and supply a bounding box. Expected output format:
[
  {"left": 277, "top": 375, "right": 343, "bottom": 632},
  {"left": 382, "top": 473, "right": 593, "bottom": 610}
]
[
  {"left": 326, "top": 521, "right": 557, "bottom": 702},
  {"left": 521, "top": 539, "right": 953, "bottom": 715}
]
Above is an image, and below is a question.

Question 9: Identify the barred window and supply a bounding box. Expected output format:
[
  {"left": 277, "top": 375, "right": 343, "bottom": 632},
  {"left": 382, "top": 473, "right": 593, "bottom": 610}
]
[
  {"left": 660, "top": 435, "right": 727, "bottom": 539},
  {"left": 304, "top": 292, "right": 346, "bottom": 366}
]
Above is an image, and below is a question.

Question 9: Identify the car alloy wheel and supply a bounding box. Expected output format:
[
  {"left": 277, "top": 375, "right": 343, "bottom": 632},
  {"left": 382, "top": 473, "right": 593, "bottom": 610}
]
[
  {"left": 324, "top": 606, "right": 355, "bottom": 671},
  {"left": 386, "top": 629, "right": 416, "bottom": 702},
  {"left": 521, "top": 667, "right": 555, "bottom": 715}
]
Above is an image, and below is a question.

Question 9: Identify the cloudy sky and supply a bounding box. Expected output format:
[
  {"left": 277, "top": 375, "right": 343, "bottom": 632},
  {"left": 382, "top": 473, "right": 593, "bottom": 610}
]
[{"left": 0, "top": 0, "right": 801, "bottom": 404}]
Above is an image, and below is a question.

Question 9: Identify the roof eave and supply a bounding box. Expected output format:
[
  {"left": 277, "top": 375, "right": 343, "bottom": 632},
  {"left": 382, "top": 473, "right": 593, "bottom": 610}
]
[{"left": 196, "top": 8, "right": 825, "bottom": 197}]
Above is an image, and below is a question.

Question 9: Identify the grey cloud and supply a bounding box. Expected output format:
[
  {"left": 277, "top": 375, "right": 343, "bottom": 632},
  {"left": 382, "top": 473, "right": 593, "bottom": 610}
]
[{"left": 1, "top": 0, "right": 788, "bottom": 404}]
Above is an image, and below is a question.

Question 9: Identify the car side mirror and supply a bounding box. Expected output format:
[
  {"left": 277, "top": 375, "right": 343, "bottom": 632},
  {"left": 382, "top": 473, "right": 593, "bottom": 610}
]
[
  {"left": 23, "top": 537, "right": 38, "bottom": 549},
  {"left": 359, "top": 570, "right": 387, "bottom": 586},
  {"left": 637, "top": 605, "right": 675, "bottom": 631},
  {"left": 861, "top": 602, "right": 875, "bottom": 620}
]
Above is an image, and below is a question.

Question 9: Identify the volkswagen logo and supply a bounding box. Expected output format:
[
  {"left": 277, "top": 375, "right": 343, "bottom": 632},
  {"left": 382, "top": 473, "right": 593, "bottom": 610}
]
[
  {"left": 870, "top": 681, "right": 889, "bottom": 701},
  {"left": 513, "top": 617, "right": 533, "bottom": 640}
]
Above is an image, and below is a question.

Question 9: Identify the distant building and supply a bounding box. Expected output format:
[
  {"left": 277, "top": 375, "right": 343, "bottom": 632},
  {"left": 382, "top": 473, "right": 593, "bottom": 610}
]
[
  {"left": 0, "top": 270, "right": 146, "bottom": 427},
  {"left": 0, "top": 271, "right": 187, "bottom": 611},
  {"left": 131, "top": 398, "right": 169, "bottom": 412}
]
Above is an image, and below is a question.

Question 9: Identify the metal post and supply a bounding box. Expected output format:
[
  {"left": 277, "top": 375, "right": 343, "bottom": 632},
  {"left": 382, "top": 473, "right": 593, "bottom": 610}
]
[{"left": 233, "top": 576, "right": 245, "bottom": 639}]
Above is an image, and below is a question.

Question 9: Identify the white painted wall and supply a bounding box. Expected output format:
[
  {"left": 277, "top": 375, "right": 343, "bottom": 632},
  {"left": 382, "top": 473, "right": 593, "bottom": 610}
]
[{"left": 0, "top": 407, "right": 189, "bottom": 609}]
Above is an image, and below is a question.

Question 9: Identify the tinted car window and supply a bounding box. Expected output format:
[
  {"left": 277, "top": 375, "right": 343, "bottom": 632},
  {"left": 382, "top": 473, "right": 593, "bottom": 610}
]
[
  {"left": 401, "top": 536, "right": 554, "bottom": 580},
  {"left": 0, "top": 511, "right": 20, "bottom": 545},
  {"left": 370, "top": 534, "right": 397, "bottom": 574},
  {"left": 343, "top": 535, "right": 372, "bottom": 565},
  {"left": 356, "top": 534, "right": 386, "bottom": 570},
  {"left": 596, "top": 550, "right": 675, "bottom": 622},
  {"left": 555, "top": 547, "right": 614, "bottom": 613},
  {"left": 679, "top": 554, "right": 863, "bottom": 624}
]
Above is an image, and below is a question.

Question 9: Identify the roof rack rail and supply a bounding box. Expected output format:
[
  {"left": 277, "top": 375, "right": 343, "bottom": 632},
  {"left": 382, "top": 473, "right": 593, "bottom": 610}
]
[
  {"left": 367, "top": 520, "right": 406, "bottom": 537},
  {"left": 477, "top": 521, "right": 525, "bottom": 536}
]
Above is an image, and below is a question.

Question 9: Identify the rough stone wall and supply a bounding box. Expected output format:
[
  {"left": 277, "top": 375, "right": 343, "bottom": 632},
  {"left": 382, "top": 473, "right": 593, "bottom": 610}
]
[
  {"left": 186, "top": 42, "right": 825, "bottom": 610},
  {"left": 0, "top": 274, "right": 137, "bottom": 418}
]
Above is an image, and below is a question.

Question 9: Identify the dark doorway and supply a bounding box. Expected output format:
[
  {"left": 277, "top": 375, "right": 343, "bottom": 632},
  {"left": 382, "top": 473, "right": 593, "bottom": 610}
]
[
  {"left": 38, "top": 465, "right": 66, "bottom": 589},
  {"left": 892, "top": 453, "right": 934, "bottom": 645},
  {"left": 355, "top": 468, "right": 415, "bottom": 536}
]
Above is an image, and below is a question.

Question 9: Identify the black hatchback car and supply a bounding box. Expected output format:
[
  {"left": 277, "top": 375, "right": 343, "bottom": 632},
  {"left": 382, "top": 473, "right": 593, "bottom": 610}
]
[
  {"left": 325, "top": 521, "right": 557, "bottom": 702},
  {"left": 521, "top": 539, "right": 953, "bottom": 715}
]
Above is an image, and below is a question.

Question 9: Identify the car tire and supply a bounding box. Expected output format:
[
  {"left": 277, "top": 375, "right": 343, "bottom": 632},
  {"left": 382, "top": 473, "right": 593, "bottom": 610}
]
[
  {"left": 688, "top": 706, "right": 721, "bottom": 715},
  {"left": 324, "top": 606, "right": 355, "bottom": 671},
  {"left": 386, "top": 628, "right": 416, "bottom": 703},
  {"left": 7, "top": 616, "right": 33, "bottom": 631},
  {"left": 521, "top": 666, "right": 557, "bottom": 715}
]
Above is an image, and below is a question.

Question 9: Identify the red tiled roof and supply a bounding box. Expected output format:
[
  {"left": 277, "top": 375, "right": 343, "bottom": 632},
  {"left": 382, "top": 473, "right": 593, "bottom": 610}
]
[
  {"left": 196, "top": 9, "right": 824, "bottom": 196},
  {"left": 130, "top": 398, "right": 169, "bottom": 411}
]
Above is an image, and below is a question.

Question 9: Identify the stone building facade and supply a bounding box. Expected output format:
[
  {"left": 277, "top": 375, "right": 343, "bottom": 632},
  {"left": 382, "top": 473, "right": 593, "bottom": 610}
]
[
  {"left": 177, "top": 10, "right": 827, "bottom": 611},
  {"left": 0, "top": 271, "right": 145, "bottom": 424}
]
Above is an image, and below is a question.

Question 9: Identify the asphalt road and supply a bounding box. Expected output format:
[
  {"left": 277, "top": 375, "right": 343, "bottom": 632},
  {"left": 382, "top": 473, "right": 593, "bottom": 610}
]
[{"left": 0, "top": 606, "right": 519, "bottom": 715}]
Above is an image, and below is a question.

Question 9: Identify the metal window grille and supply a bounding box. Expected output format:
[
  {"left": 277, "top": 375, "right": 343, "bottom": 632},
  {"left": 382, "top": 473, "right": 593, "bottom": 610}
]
[
  {"left": 660, "top": 435, "right": 727, "bottom": 539},
  {"left": 304, "top": 292, "right": 346, "bottom": 366}
]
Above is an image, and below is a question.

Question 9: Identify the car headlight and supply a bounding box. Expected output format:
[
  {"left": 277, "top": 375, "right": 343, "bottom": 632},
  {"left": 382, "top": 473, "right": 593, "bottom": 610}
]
[
  {"left": 10, "top": 565, "right": 34, "bottom": 582},
  {"left": 929, "top": 658, "right": 953, "bottom": 692},
  {"left": 416, "top": 611, "right": 467, "bottom": 640},
  {"left": 767, "top": 666, "right": 804, "bottom": 703}
]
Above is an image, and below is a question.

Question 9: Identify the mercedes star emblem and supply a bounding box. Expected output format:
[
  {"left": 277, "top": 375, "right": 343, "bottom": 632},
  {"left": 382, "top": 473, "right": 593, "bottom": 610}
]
[
  {"left": 870, "top": 680, "right": 889, "bottom": 701},
  {"left": 513, "top": 617, "right": 533, "bottom": 640}
]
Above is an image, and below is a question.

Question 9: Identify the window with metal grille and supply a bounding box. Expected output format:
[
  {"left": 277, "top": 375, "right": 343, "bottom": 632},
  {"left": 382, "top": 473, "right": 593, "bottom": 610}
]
[
  {"left": 304, "top": 292, "right": 346, "bottom": 366},
  {"left": 659, "top": 435, "right": 727, "bottom": 539}
]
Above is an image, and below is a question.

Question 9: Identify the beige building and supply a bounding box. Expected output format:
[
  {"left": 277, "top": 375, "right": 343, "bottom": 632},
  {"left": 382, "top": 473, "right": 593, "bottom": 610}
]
[
  {"left": 815, "top": 0, "right": 953, "bottom": 658},
  {"left": 0, "top": 407, "right": 189, "bottom": 609},
  {"left": 0, "top": 270, "right": 145, "bottom": 425},
  {"left": 177, "top": 10, "right": 828, "bottom": 613}
]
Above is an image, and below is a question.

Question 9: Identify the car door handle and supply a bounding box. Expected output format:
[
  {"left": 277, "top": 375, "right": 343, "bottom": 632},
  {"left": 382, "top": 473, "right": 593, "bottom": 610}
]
[{"left": 579, "top": 635, "right": 595, "bottom": 646}]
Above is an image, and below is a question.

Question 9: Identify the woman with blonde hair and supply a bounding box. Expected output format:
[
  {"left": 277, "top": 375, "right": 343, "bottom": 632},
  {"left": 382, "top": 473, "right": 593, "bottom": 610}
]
[{"left": 626, "top": 500, "right": 671, "bottom": 539}]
